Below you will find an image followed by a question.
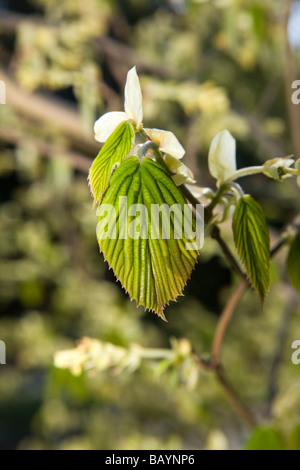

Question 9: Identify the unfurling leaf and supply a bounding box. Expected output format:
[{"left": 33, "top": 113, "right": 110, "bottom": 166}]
[
  {"left": 263, "top": 156, "right": 295, "bottom": 181},
  {"left": 96, "top": 156, "right": 199, "bottom": 319},
  {"left": 287, "top": 234, "right": 300, "bottom": 292},
  {"left": 89, "top": 121, "right": 134, "bottom": 203},
  {"left": 232, "top": 195, "right": 270, "bottom": 302}
]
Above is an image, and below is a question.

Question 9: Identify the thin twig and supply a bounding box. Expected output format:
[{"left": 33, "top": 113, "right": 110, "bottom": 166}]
[
  {"left": 270, "top": 237, "right": 289, "bottom": 258},
  {"left": 180, "top": 184, "right": 211, "bottom": 220},
  {"left": 193, "top": 348, "right": 257, "bottom": 428},
  {"left": 215, "top": 366, "right": 257, "bottom": 428},
  {"left": 181, "top": 185, "right": 246, "bottom": 280},
  {"left": 211, "top": 226, "right": 246, "bottom": 281},
  {"left": 192, "top": 351, "right": 212, "bottom": 372},
  {"left": 211, "top": 279, "right": 248, "bottom": 367}
]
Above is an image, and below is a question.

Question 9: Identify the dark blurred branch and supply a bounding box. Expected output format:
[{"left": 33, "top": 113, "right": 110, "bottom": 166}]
[
  {"left": 0, "top": 7, "right": 291, "bottom": 162},
  {"left": 270, "top": 236, "right": 289, "bottom": 258},
  {"left": 0, "top": 10, "right": 48, "bottom": 29},
  {"left": 0, "top": 67, "right": 99, "bottom": 156},
  {"left": 256, "top": 79, "right": 281, "bottom": 118},
  {"left": 0, "top": 9, "right": 185, "bottom": 80},
  {"left": 236, "top": 109, "right": 286, "bottom": 158},
  {"left": 0, "top": 126, "right": 92, "bottom": 172},
  {"left": 95, "top": 36, "right": 183, "bottom": 79},
  {"left": 283, "top": 0, "right": 300, "bottom": 157}
]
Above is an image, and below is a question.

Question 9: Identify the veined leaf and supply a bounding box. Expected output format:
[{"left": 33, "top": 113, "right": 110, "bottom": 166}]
[
  {"left": 232, "top": 195, "right": 270, "bottom": 302},
  {"left": 96, "top": 156, "right": 199, "bottom": 319},
  {"left": 88, "top": 121, "right": 134, "bottom": 203},
  {"left": 287, "top": 234, "right": 300, "bottom": 292}
]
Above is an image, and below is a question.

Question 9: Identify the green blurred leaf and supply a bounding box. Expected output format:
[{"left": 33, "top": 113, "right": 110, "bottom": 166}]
[
  {"left": 290, "top": 426, "right": 300, "bottom": 450},
  {"left": 287, "top": 234, "right": 300, "bottom": 292},
  {"left": 245, "top": 427, "right": 286, "bottom": 450},
  {"left": 250, "top": 5, "right": 267, "bottom": 40},
  {"left": 97, "top": 156, "right": 198, "bottom": 319},
  {"left": 88, "top": 121, "right": 134, "bottom": 204},
  {"left": 232, "top": 195, "right": 270, "bottom": 302}
]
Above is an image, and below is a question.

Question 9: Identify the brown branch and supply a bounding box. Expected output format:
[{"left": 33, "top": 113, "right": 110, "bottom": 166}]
[
  {"left": 255, "top": 79, "right": 281, "bottom": 118},
  {"left": 0, "top": 67, "right": 99, "bottom": 156},
  {"left": 215, "top": 366, "right": 257, "bottom": 428},
  {"left": 270, "top": 237, "right": 289, "bottom": 258},
  {"left": 211, "top": 279, "right": 248, "bottom": 367},
  {"left": 95, "top": 36, "right": 183, "bottom": 79},
  {"left": 209, "top": 279, "right": 257, "bottom": 428},
  {"left": 0, "top": 10, "right": 48, "bottom": 30},
  {"left": 0, "top": 126, "right": 92, "bottom": 173},
  {"left": 193, "top": 348, "right": 257, "bottom": 428},
  {"left": 186, "top": 188, "right": 298, "bottom": 428}
]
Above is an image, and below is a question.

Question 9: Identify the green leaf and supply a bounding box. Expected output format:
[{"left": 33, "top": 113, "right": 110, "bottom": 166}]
[
  {"left": 88, "top": 121, "right": 134, "bottom": 203},
  {"left": 96, "top": 156, "right": 199, "bottom": 319},
  {"left": 287, "top": 234, "right": 300, "bottom": 292},
  {"left": 232, "top": 195, "right": 270, "bottom": 302},
  {"left": 245, "top": 427, "right": 286, "bottom": 451}
]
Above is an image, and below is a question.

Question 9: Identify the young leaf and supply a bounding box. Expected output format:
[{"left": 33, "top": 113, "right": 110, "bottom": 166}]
[
  {"left": 287, "top": 234, "right": 300, "bottom": 292},
  {"left": 232, "top": 195, "right": 270, "bottom": 302},
  {"left": 96, "top": 156, "right": 199, "bottom": 319},
  {"left": 89, "top": 121, "right": 134, "bottom": 203}
]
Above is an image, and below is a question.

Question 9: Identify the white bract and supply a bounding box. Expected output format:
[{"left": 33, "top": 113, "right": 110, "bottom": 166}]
[
  {"left": 263, "top": 157, "right": 295, "bottom": 181},
  {"left": 145, "top": 128, "right": 195, "bottom": 185},
  {"left": 208, "top": 130, "right": 236, "bottom": 187},
  {"left": 94, "top": 66, "right": 143, "bottom": 142},
  {"left": 94, "top": 66, "right": 195, "bottom": 185},
  {"left": 145, "top": 128, "right": 185, "bottom": 159}
]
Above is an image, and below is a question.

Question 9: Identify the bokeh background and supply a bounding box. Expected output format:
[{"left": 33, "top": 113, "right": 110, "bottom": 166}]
[{"left": 0, "top": 0, "right": 300, "bottom": 450}]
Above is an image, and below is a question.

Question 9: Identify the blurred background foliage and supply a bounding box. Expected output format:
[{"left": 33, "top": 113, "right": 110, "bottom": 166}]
[{"left": 0, "top": 0, "right": 300, "bottom": 450}]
